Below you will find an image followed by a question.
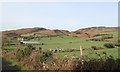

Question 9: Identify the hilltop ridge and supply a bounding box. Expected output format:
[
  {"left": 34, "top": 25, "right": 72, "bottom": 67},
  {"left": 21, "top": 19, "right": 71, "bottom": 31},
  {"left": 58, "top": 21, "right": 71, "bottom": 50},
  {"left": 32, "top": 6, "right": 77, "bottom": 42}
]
[{"left": 2, "top": 26, "right": 118, "bottom": 38}]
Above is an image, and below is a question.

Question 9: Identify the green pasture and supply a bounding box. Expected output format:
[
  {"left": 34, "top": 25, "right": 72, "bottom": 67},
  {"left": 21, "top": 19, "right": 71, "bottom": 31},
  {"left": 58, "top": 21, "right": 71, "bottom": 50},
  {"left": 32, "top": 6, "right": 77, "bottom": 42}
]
[
  {"left": 56, "top": 48, "right": 118, "bottom": 59},
  {"left": 30, "top": 35, "right": 106, "bottom": 49},
  {"left": 3, "top": 31, "right": 118, "bottom": 59}
]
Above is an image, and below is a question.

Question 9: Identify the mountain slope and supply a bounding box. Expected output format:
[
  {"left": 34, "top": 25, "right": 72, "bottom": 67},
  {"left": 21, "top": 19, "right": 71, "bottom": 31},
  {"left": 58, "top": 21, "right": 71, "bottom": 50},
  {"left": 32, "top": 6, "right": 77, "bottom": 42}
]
[
  {"left": 73, "top": 27, "right": 117, "bottom": 37},
  {"left": 2, "top": 27, "right": 70, "bottom": 37},
  {"left": 2, "top": 27, "right": 118, "bottom": 38}
]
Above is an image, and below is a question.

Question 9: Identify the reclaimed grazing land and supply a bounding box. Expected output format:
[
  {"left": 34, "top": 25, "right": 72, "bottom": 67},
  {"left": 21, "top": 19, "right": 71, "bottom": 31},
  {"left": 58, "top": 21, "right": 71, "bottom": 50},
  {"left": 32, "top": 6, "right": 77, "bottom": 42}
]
[
  {"left": 28, "top": 31, "right": 118, "bottom": 59},
  {"left": 1, "top": 27, "right": 120, "bottom": 71}
]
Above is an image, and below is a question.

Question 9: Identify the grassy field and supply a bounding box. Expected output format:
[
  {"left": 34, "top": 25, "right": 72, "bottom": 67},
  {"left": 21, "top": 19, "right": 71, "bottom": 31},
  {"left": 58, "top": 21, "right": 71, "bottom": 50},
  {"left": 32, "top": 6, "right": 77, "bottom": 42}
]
[
  {"left": 29, "top": 36, "right": 106, "bottom": 49},
  {"left": 27, "top": 31, "right": 118, "bottom": 59},
  {"left": 2, "top": 31, "right": 119, "bottom": 70},
  {"left": 3, "top": 31, "right": 118, "bottom": 59},
  {"left": 56, "top": 48, "right": 118, "bottom": 59}
]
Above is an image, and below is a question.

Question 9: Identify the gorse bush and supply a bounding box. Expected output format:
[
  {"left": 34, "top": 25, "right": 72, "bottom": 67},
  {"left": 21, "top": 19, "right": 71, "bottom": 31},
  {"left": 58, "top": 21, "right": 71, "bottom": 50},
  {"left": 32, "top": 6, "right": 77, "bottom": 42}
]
[
  {"left": 36, "top": 49, "right": 53, "bottom": 63},
  {"left": 39, "top": 51, "right": 53, "bottom": 63},
  {"left": 75, "top": 55, "right": 120, "bottom": 70},
  {"left": 16, "top": 44, "right": 34, "bottom": 60},
  {"left": 34, "top": 53, "right": 120, "bottom": 70},
  {"left": 16, "top": 49, "right": 24, "bottom": 60},
  {"left": 24, "top": 44, "right": 35, "bottom": 56},
  {"left": 24, "top": 47, "right": 32, "bottom": 56},
  {"left": 104, "top": 43, "right": 114, "bottom": 48}
]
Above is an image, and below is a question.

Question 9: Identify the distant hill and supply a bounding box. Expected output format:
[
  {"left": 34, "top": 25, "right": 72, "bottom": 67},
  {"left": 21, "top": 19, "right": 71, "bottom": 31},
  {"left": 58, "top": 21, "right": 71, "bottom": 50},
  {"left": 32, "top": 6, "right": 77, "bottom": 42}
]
[
  {"left": 72, "top": 27, "right": 118, "bottom": 37},
  {"left": 2, "top": 27, "right": 70, "bottom": 37},
  {"left": 2, "top": 27, "right": 118, "bottom": 38},
  {"left": 33, "top": 29, "right": 70, "bottom": 35}
]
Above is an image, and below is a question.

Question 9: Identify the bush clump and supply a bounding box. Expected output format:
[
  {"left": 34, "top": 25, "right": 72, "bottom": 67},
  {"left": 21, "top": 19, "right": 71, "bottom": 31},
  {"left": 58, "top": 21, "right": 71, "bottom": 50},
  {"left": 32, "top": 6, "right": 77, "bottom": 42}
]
[
  {"left": 16, "top": 49, "right": 24, "bottom": 60},
  {"left": 16, "top": 44, "right": 34, "bottom": 60},
  {"left": 91, "top": 46, "right": 103, "bottom": 50},
  {"left": 36, "top": 50, "right": 53, "bottom": 63},
  {"left": 115, "top": 43, "right": 120, "bottom": 47},
  {"left": 104, "top": 43, "right": 114, "bottom": 48}
]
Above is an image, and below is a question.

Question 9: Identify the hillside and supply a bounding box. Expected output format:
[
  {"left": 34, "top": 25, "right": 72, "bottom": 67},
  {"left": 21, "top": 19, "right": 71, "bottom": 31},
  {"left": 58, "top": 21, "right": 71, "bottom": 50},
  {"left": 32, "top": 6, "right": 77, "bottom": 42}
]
[
  {"left": 2, "top": 27, "right": 118, "bottom": 38},
  {"left": 72, "top": 27, "right": 117, "bottom": 37},
  {"left": 2, "top": 26, "right": 119, "bottom": 70},
  {"left": 2, "top": 27, "right": 70, "bottom": 37}
]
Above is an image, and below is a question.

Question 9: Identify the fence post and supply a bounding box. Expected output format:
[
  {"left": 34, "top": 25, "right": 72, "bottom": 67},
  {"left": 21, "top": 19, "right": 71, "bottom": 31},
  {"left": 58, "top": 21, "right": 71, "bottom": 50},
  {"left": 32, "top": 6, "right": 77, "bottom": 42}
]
[
  {"left": 80, "top": 46, "right": 83, "bottom": 56},
  {"left": 80, "top": 46, "right": 84, "bottom": 65}
]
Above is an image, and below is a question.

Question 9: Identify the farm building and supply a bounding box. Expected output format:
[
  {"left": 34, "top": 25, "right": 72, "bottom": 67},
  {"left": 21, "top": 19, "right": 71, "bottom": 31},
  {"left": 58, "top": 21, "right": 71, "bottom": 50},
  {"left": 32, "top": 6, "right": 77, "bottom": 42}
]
[
  {"left": 20, "top": 41, "right": 41, "bottom": 45},
  {"left": 17, "top": 37, "right": 24, "bottom": 41}
]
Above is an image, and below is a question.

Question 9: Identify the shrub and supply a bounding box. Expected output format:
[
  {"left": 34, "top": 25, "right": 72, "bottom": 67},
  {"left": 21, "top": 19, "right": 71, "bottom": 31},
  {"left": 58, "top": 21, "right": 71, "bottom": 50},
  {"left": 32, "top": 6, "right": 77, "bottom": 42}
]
[
  {"left": 93, "top": 34, "right": 101, "bottom": 37},
  {"left": 24, "top": 44, "right": 34, "bottom": 56},
  {"left": 91, "top": 46, "right": 97, "bottom": 50},
  {"left": 16, "top": 45, "right": 34, "bottom": 60},
  {"left": 35, "top": 54, "right": 120, "bottom": 70},
  {"left": 75, "top": 31, "right": 81, "bottom": 34},
  {"left": 104, "top": 43, "right": 114, "bottom": 48},
  {"left": 74, "top": 55, "right": 120, "bottom": 70},
  {"left": 90, "top": 38, "right": 102, "bottom": 41},
  {"left": 24, "top": 47, "right": 32, "bottom": 56},
  {"left": 102, "top": 35, "right": 113, "bottom": 39},
  {"left": 41, "top": 43, "right": 44, "bottom": 45},
  {"left": 16, "top": 49, "right": 24, "bottom": 60},
  {"left": 115, "top": 43, "right": 120, "bottom": 47},
  {"left": 118, "top": 39, "right": 120, "bottom": 43},
  {"left": 37, "top": 50, "right": 53, "bottom": 63},
  {"left": 91, "top": 46, "right": 103, "bottom": 50}
]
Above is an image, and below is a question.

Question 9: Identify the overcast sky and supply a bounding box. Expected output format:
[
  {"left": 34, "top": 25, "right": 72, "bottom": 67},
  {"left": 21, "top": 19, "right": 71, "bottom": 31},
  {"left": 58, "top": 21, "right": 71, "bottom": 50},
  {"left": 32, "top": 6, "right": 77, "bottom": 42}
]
[{"left": 1, "top": 2, "right": 118, "bottom": 31}]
